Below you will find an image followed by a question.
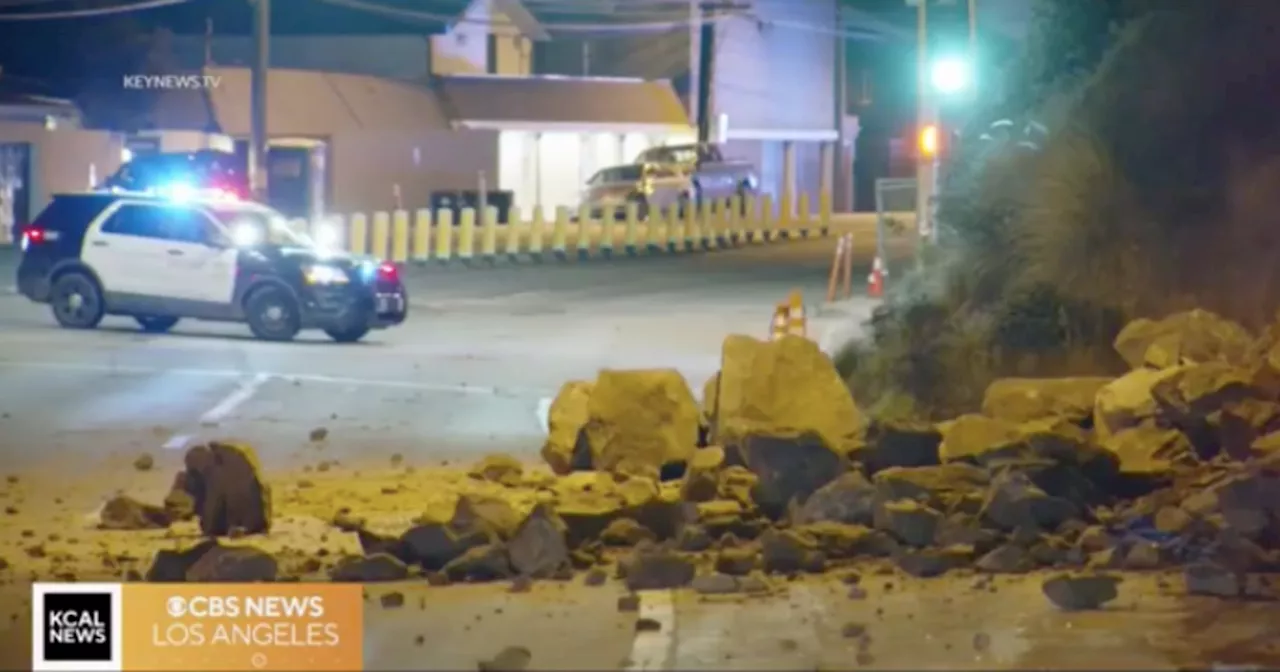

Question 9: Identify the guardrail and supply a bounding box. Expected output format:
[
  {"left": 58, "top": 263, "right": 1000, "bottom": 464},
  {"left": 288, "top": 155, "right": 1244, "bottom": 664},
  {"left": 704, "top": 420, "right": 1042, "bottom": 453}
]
[{"left": 292, "top": 193, "right": 915, "bottom": 264}]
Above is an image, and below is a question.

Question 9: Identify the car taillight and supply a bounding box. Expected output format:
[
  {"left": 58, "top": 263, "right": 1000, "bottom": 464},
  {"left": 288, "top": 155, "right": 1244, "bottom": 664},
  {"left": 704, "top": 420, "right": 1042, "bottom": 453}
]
[
  {"left": 20, "top": 227, "right": 57, "bottom": 249},
  {"left": 378, "top": 262, "right": 399, "bottom": 282}
]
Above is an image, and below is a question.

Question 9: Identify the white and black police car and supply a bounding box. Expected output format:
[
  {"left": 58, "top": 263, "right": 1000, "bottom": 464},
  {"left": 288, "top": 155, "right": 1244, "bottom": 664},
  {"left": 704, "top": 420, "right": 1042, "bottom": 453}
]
[{"left": 14, "top": 189, "right": 407, "bottom": 342}]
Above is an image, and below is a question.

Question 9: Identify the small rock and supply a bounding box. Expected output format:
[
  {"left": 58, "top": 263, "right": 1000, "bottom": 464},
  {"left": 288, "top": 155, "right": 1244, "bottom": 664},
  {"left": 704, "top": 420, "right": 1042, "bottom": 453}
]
[
  {"left": 186, "top": 544, "right": 278, "bottom": 582},
  {"left": 329, "top": 554, "right": 409, "bottom": 582},
  {"left": 1184, "top": 563, "right": 1242, "bottom": 598},
  {"left": 1041, "top": 574, "right": 1121, "bottom": 610},
  {"left": 841, "top": 622, "right": 867, "bottom": 639},
  {"left": 691, "top": 573, "right": 739, "bottom": 595},
  {"left": 617, "top": 594, "right": 641, "bottom": 612},
  {"left": 380, "top": 592, "right": 405, "bottom": 609},
  {"left": 478, "top": 646, "right": 532, "bottom": 672},
  {"left": 583, "top": 568, "right": 608, "bottom": 586},
  {"left": 133, "top": 454, "right": 155, "bottom": 471},
  {"left": 468, "top": 455, "right": 524, "bottom": 487},
  {"left": 622, "top": 545, "right": 695, "bottom": 590},
  {"left": 509, "top": 576, "right": 534, "bottom": 593},
  {"left": 309, "top": 427, "right": 329, "bottom": 442},
  {"left": 635, "top": 618, "right": 662, "bottom": 632},
  {"left": 98, "top": 496, "right": 171, "bottom": 530}
]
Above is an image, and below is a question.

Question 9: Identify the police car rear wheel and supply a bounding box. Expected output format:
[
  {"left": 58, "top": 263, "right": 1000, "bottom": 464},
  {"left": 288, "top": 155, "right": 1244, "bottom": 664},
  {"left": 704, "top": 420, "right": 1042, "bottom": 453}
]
[
  {"left": 244, "top": 286, "right": 301, "bottom": 342},
  {"left": 324, "top": 325, "right": 370, "bottom": 343},
  {"left": 50, "top": 272, "right": 105, "bottom": 330},
  {"left": 135, "top": 315, "right": 179, "bottom": 333}
]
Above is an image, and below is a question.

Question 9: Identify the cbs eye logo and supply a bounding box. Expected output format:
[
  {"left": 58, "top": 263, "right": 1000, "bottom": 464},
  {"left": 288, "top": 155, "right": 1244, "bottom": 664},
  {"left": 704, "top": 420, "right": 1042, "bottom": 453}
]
[{"left": 33, "top": 583, "right": 122, "bottom": 671}]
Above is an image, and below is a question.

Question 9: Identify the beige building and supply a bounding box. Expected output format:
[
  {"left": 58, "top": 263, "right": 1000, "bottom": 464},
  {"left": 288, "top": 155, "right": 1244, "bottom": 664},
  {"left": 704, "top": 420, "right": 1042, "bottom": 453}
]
[
  {"left": 136, "top": 66, "right": 691, "bottom": 219},
  {"left": 0, "top": 93, "right": 124, "bottom": 241}
]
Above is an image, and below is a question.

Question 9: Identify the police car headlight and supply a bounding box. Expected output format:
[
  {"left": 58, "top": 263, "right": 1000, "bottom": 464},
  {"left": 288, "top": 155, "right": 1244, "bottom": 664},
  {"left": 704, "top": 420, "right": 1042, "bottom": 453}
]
[{"left": 303, "top": 265, "right": 349, "bottom": 285}]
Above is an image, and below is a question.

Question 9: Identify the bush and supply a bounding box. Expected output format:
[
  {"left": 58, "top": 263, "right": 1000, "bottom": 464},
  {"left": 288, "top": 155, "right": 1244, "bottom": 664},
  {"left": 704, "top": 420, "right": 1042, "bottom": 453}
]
[{"left": 840, "top": 1, "right": 1280, "bottom": 420}]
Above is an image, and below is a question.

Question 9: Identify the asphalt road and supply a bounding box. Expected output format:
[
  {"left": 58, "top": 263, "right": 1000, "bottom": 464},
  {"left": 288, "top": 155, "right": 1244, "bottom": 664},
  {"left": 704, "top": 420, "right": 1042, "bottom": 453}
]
[{"left": 5, "top": 232, "right": 1268, "bottom": 670}]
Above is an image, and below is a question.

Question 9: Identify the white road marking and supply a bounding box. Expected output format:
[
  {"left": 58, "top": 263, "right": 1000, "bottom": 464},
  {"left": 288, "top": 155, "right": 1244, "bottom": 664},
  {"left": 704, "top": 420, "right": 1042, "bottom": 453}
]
[
  {"left": 536, "top": 397, "right": 552, "bottom": 434},
  {"left": 0, "top": 360, "right": 551, "bottom": 397},
  {"left": 198, "top": 373, "right": 270, "bottom": 426},
  {"left": 161, "top": 434, "right": 193, "bottom": 451},
  {"left": 626, "top": 590, "right": 676, "bottom": 671}
]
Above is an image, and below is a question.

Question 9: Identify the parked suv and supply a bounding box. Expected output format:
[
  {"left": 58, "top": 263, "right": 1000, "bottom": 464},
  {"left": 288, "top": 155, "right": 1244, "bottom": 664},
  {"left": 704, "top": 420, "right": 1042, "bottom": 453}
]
[{"left": 15, "top": 192, "right": 407, "bottom": 342}]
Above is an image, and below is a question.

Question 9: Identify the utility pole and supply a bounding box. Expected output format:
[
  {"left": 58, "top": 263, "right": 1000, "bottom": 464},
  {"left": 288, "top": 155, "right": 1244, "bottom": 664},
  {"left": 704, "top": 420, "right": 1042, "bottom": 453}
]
[
  {"left": 694, "top": 1, "right": 715, "bottom": 144},
  {"left": 833, "top": 3, "right": 848, "bottom": 211},
  {"left": 913, "top": 0, "right": 935, "bottom": 245},
  {"left": 249, "top": 0, "right": 270, "bottom": 202}
]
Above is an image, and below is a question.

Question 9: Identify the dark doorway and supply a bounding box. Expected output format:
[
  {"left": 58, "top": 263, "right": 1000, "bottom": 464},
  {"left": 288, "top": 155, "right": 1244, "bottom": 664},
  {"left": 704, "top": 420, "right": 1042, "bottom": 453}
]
[
  {"left": 0, "top": 142, "right": 32, "bottom": 240},
  {"left": 267, "top": 147, "right": 311, "bottom": 219}
]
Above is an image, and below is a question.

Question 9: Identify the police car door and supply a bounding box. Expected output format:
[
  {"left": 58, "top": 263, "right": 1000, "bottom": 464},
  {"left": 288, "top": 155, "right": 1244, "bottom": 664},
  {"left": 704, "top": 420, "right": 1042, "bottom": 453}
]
[
  {"left": 82, "top": 202, "right": 174, "bottom": 298},
  {"left": 155, "top": 204, "right": 237, "bottom": 305}
]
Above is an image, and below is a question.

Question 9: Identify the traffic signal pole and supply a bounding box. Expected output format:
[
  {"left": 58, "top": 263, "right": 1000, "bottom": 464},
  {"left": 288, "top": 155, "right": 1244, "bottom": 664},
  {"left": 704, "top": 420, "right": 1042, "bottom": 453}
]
[{"left": 914, "top": 0, "right": 938, "bottom": 246}]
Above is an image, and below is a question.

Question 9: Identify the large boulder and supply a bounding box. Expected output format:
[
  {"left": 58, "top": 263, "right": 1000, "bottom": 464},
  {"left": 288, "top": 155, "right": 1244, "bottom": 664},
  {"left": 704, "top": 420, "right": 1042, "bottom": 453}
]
[
  {"left": 790, "top": 471, "right": 877, "bottom": 527},
  {"left": 982, "top": 377, "right": 1112, "bottom": 424},
  {"left": 541, "top": 381, "right": 594, "bottom": 474},
  {"left": 1099, "top": 423, "right": 1194, "bottom": 477},
  {"left": 181, "top": 442, "right": 272, "bottom": 537},
  {"left": 1113, "top": 310, "right": 1252, "bottom": 370},
  {"left": 850, "top": 419, "right": 940, "bottom": 474},
  {"left": 582, "top": 369, "right": 699, "bottom": 477},
  {"left": 937, "top": 415, "right": 1021, "bottom": 463},
  {"left": 736, "top": 432, "right": 845, "bottom": 519},
  {"left": 1094, "top": 367, "right": 1188, "bottom": 442},
  {"left": 715, "top": 335, "right": 863, "bottom": 456}
]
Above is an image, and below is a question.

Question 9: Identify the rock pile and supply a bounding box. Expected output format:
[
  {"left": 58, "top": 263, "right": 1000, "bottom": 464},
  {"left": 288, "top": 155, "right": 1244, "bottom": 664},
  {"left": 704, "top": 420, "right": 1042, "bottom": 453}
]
[{"left": 119, "top": 309, "right": 1280, "bottom": 602}]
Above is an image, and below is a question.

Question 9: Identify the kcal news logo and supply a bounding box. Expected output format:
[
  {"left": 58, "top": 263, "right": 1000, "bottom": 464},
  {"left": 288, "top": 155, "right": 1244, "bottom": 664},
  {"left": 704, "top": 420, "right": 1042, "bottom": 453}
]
[{"left": 32, "top": 583, "right": 124, "bottom": 671}]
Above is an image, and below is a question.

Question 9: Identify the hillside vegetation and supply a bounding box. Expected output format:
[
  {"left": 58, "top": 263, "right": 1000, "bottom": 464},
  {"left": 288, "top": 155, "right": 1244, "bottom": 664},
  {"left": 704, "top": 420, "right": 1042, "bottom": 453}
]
[{"left": 839, "top": 0, "right": 1280, "bottom": 420}]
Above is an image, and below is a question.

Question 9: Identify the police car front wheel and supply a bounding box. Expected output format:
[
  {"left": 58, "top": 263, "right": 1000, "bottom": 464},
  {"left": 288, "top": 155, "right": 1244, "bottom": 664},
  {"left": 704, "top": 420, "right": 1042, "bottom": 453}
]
[
  {"left": 244, "top": 286, "right": 301, "bottom": 342},
  {"left": 50, "top": 272, "right": 105, "bottom": 330}
]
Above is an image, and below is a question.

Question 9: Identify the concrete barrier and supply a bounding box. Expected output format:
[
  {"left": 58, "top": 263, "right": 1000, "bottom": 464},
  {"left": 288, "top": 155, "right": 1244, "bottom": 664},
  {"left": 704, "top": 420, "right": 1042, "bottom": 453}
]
[{"left": 300, "top": 197, "right": 917, "bottom": 266}]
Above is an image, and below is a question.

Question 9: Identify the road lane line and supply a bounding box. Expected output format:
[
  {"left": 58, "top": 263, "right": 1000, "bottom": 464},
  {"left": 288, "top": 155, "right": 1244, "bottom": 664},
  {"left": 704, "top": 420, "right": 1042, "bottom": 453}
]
[
  {"left": 0, "top": 360, "right": 551, "bottom": 397},
  {"left": 199, "top": 373, "right": 270, "bottom": 427},
  {"left": 626, "top": 590, "right": 676, "bottom": 671},
  {"left": 536, "top": 397, "right": 551, "bottom": 433},
  {"left": 162, "top": 434, "right": 193, "bottom": 451}
]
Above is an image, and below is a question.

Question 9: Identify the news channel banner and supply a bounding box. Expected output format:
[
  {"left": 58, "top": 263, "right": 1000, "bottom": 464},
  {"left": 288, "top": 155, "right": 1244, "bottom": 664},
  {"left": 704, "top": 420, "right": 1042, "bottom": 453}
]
[{"left": 31, "top": 582, "right": 364, "bottom": 671}]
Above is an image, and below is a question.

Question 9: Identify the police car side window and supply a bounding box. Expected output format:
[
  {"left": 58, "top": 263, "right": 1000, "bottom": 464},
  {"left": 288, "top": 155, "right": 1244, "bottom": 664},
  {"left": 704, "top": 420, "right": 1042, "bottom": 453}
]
[
  {"left": 153, "top": 206, "right": 209, "bottom": 243},
  {"left": 100, "top": 205, "right": 167, "bottom": 239}
]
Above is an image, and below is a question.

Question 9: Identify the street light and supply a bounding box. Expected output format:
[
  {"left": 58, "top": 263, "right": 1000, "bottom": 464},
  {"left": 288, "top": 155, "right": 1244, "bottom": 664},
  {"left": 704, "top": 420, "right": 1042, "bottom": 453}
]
[{"left": 930, "top": 56, "right": 971, "bottom": 95}]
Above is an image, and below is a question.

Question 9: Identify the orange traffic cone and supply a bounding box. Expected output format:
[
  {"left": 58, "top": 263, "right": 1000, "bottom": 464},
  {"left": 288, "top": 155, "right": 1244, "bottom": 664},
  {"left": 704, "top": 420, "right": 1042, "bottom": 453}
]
[
  {"left": 787, "top": 291, "right": 807, "bottom": 337},
  {"left": 867, "top": 256, "right": 885, "bottom": 298},
  {"left": 769, "top": 304, "right": 789, "bottom": 340}
]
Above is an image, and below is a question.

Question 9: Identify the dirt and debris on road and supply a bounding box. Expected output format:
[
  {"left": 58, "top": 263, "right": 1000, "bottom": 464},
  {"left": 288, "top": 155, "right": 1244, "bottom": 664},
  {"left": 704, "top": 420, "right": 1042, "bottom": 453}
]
[{"left": 5, "top": 308, "right": 1280, "bottom": 668}]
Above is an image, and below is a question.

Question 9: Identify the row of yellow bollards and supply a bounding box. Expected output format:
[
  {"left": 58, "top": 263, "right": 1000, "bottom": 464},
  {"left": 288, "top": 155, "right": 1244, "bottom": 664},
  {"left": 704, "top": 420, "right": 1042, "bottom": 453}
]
[{"left": 297, "top": 192, "right": 834, "bottom": 264}]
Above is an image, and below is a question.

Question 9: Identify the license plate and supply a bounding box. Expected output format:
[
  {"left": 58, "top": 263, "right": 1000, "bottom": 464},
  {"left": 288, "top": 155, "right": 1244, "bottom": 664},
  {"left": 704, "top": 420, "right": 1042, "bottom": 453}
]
[{"left": 376, "top": 294, "right": 404, "bottom": 313}]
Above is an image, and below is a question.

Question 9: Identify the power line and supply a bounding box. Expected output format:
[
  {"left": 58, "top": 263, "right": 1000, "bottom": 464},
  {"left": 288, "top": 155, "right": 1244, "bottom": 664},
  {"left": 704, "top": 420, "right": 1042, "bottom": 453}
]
[
  {"left": 312, "top": 0, "right": 737, "bottom": 33},
  {"left": 0, "top": 0, "right": 186, "bottom": 20}
]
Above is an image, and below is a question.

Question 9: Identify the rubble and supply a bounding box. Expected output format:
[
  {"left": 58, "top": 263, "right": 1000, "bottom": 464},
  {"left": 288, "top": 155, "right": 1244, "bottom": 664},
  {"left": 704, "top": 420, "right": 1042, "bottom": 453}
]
[{"left": 56, "top": 314, "right": 1280, "bottom": 601}]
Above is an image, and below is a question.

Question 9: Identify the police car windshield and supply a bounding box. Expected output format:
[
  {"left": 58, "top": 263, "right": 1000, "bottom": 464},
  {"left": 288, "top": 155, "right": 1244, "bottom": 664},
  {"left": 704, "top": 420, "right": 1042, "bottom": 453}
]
[{"left": 209, "top": 207, "right": 314, "bottom": 248}]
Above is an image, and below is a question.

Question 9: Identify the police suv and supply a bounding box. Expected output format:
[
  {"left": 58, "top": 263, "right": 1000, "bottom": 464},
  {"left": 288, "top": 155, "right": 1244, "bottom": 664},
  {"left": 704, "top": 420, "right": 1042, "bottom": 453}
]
[{"left": 14, "top": 191, "right": 407, "bottom": 342}]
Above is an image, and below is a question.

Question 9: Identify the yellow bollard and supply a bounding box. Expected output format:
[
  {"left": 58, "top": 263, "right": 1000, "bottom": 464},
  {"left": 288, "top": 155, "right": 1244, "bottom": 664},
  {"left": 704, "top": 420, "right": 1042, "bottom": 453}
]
[
  {"left": 693, "top": 201, "right": 710, "bottom": 251},
  {"left": 684, "top": 201, "right": 699, "bottom": 252},
  {"left": 728, "top": 196, "right": 743, "bottom": 246},
  {"left": 818, "top": 190, "right": 832, "bottom": 236},
  {"left": 456, "top": 207, "right": 476, "bottom": 263},
  {"left": 667, "top": 203, "right": 683, "bottom": 253},
  {"left": 434, "top": 209, "right": 454, "bottom": 263},
  {"left": 502, "top": 206, "right": 522, "bottom": 260},
  {"left": 750, "top": 195, "right": 765, "bottom": 243},
  {"left": 551, "top": 207, "right": 570, "bottom": 261},
  {"left": 349, "top": 213, "right": 368, "bottom": 254},
  {"left": 412, "top": 209, "right": 433, "bottom": 261},
  {"left": 528, "top": 206, "right": 546, "bottom": 259},
  {"left": 598, "top": 212, "right": 616, "bottom": 259},
  {"left": 646, "top": 205, "right": 666, "bottom": 253},
  {"left": 623, "top": 203, "right": 640, "bottom": 256},
  {"left": 760, "top": 194, "right": 775, "bottom": 243},
  {"left": 391, "top": 210, "right": 410, "bottom": 263},
  {"left": 371, "top": 211, "right": 391, "bottom": 259},
  {"left": 480, "top": 205, "right": 498, "bottom": 263},
  {"left": 576, "top": 204, "right": 592, "bottom": 260},
  {"left": 797, "top": 192, "right": 812, "bottom": 238},
  {"left": 779, "top": 190, "right": 793, "bottom": 239},
  {"left": 704, "top": 201, "right": 720, "bottom": 250}
]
